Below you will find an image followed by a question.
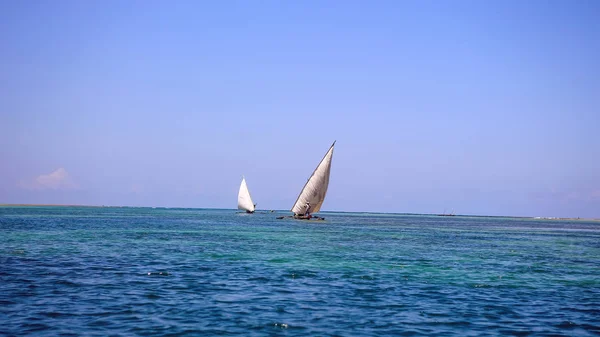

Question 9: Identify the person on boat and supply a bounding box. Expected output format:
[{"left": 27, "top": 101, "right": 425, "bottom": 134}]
[{"left": 305, "top": 202, "right": 311, "bottom": 217}]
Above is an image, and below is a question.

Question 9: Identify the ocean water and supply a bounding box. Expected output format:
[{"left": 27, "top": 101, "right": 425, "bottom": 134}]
[{"left": 1, "top": 207, "right": 599, "bottom": 336}]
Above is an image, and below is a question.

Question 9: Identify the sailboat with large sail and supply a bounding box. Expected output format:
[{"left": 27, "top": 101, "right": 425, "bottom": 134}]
[
  {"left": 238, "top": 176, "right": 256, "bottom": 213},
  {"left": 278, "top": 141, "right": 335, "bottom": 220}
]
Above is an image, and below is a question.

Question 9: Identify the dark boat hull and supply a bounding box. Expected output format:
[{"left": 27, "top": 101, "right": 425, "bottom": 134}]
[{"left": 276, "top": 215, "right": 325, "bottom": 221}]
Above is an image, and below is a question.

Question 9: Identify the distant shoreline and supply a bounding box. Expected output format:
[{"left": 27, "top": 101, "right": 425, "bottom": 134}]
[{"left": 1, "top": 203, "right": 599, "bottom": 222}]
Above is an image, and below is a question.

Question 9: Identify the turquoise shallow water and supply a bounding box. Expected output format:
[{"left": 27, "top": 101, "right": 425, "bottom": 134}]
[{"left": 1, "top": 207, "right": 599, "bottom": 336}]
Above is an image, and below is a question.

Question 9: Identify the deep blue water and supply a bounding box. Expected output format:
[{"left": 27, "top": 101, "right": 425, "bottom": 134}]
[{"left": 1, "top": 206, "right": 599, "bottom": 336}]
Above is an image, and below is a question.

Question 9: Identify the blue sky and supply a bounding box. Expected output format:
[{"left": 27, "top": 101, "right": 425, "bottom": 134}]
[{"left": 1, "top": 0, "right": 599, "bottom": 217}]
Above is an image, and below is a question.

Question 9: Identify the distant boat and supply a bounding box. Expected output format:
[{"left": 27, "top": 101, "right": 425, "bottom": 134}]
[
  {"left": 238, "top": 176, "right": 256, "bottom": 213},
  {"left": 279, "top": 141, "right": 335, "bottom": 220},
  {"left": 438, "top": 209, "right": 455, "bottom": 216}
]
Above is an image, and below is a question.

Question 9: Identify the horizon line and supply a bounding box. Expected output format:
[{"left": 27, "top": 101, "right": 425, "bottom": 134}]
[{"left": 1, "top": 203, "right": 598, "bottom": 221}]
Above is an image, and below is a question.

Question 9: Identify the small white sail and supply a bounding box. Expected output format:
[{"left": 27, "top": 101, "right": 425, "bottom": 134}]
[
  {"left": 238, "top": 177, "right": 255, "bottom": 213},
  {"left": 291, "top": 141, "right": 335, "bottom": 215}
]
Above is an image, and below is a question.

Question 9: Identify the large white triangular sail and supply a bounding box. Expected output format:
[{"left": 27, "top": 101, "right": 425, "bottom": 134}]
[
  {"left": 238, "top": 177, "right": 255, "bottom": 213},
  {"left": 291, "top": 141, "right": 335, "bottom": 215}
]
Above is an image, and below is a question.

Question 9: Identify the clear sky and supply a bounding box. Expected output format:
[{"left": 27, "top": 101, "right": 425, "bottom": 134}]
[{"left": 1, "top": 0, "right": 599, "bottom": 218}]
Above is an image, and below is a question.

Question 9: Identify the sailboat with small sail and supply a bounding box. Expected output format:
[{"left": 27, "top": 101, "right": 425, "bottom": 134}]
[
  {"left": 278, "top": 141, "right": 335, "bottom": 220},
  {"left": 238, "top": 176, "right": 256, "bottom": 213}
]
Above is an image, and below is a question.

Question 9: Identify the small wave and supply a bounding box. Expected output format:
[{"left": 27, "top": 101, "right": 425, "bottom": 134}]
[
  {"left": 285, "top": 270, "right": 318, "bottom": 279},
  {"left": 22, "top": 323, "right": 51, "bottom": 333},
  {"left": 145, "top": 293, "right": 161, "bottom": 299},
  {"left": 55, "top": 280, "right": 80, "bottom": 287},
  {"left": 40, "top": 311, "right": 77, "bottom": 318},
  {"left": 146, "top": 271, "right": 170, "bottom": 276}
]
